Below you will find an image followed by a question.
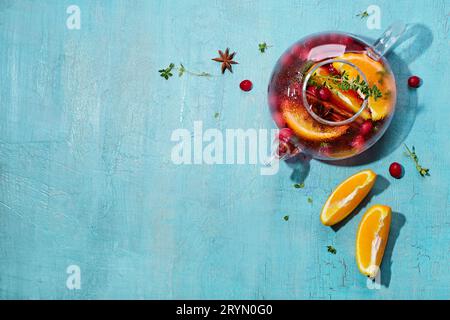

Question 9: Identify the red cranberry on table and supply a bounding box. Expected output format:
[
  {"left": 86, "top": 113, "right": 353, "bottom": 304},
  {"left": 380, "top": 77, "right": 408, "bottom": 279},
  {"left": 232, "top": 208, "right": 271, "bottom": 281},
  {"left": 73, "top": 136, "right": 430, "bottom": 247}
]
[
  {"left": 389, "top": 162, "right": 403, "bottom": 179},
  {"left": 239, "top": 80, "right": 253, "bottom": 92},
  {"left": 318, "top": 87, "right": 331, "bottom": 101},
  {"left": 408, "top": 76, "right": 421, "bottom": 88}
]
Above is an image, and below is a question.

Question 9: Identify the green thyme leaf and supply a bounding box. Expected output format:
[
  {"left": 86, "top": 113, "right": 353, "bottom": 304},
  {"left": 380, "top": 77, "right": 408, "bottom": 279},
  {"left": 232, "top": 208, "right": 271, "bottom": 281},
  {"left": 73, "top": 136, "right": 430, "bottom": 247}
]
[
  {"left": 283, "top": 215, "right": 289, "bottom": 221},
  {"left": 404, "top": 144, "right": 430, "bottom": 177},
  {"left": 178, "top": 63, "right": 186, "bottom": 77},
  {"left": 356, "top": 11, "right": 370, "bottom": 19},
  {"left": 159, "top": 63, "right": 175, "bottom": 80},
  {"left": 259, "top": 42, "right": 272, "bottom": 53},
  {"left": 327, "top": 245, "right": 337, "bottom": 254},
  {"left": 294, "top": 183, "right": 305, "bottom": 189},
  {"left": 308, "top": 72, "right": 383, "bottom": 101}
]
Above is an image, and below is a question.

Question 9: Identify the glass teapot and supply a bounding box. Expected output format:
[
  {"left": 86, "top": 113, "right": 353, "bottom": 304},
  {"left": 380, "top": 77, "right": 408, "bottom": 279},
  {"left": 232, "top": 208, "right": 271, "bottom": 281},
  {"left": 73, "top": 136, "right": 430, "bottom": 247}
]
[{"left": 268, "top": 23, "right": 406, "bottom": 161}]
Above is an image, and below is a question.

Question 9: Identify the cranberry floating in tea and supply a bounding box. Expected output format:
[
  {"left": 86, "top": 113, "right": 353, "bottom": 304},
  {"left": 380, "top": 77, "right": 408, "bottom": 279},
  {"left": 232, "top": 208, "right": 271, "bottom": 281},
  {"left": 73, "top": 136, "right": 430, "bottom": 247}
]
[{"left": 268, "top": 23, "right": 405, "bottom": 160}]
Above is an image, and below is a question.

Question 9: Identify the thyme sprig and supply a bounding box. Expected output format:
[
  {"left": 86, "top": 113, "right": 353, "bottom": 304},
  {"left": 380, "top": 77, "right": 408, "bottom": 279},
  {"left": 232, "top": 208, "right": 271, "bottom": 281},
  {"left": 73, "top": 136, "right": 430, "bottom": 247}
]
[
  {"left": 258, "top": 42, "right": 273, "bottom": 53},
  {"left": 158, "top": 63, "right": 175, "bottom": 80},
  {"left": 159, "top": 63, "right": 212, "bottom": 80},
  {"left": 309, "top": 70, "right": 383, "bottom": 101},
  {"left": 404, "top": 144, "right": 430, "bottom": 177}
]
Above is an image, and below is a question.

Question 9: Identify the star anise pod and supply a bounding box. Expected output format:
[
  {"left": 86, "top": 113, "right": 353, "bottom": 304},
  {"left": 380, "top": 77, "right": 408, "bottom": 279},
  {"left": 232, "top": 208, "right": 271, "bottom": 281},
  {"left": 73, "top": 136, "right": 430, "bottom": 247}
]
[{"left": 212, "top": 48, "right": 238, "bottom": 74}]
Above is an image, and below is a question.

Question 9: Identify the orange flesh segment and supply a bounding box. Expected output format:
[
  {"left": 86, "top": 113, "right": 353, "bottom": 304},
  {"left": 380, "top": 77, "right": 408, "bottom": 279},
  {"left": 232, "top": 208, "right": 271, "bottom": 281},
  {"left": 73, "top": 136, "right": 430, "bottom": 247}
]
[
  {"left": 356, "top": 205, "right": 392, "bottom": 278},
  {"left": 320, "top": 170, "right": 377, "bottom": 226},
  {"left": 280, "top": 99, "right": 349, "bottom": 142},
  {"left": 330, "top": 90, "right": 370, "bottom": 120},
  {"left": 332, "top": 53, "right": 396, "bottom": 121}
]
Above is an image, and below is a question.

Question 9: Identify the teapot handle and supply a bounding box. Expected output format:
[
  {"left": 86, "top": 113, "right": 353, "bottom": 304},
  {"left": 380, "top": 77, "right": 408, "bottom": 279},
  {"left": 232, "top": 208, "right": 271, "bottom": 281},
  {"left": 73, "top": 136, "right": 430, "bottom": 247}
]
[{"left": 368, "top": 22, "right": 406, "bottom": 61}]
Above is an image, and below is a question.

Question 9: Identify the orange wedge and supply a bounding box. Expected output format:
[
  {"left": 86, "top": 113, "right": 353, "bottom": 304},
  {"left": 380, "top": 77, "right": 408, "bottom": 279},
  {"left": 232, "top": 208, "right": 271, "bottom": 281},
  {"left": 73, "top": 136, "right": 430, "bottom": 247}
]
[
  {"left": 332, "top": 53, "right": 396, "bottom": 121},
  {"left": 280, "top": 99, "right": 349, "bottom": 142},
  {"left": 356, "top": 205, "right": 392, "bottom": 278},
  {"left": 320, "top": 170, "right": 377, "bottom": 226}
]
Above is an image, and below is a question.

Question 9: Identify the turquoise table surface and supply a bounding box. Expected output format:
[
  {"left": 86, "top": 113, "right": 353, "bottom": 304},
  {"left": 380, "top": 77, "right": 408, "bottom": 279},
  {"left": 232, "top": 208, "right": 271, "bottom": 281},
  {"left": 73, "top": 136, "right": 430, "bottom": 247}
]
[{"left": 0, "top": 0, "right": 449, "bottom": 300}]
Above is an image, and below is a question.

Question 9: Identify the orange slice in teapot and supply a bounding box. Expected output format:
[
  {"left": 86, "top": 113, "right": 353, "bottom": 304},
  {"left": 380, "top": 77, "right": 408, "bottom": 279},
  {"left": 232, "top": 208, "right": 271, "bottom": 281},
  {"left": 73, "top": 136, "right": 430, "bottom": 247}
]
[
  {"left": 280, "top": 99, "right": 349, "bottom": 142},
  {"left": 332, "top": 53, "right": 396, "bottom": 121}
]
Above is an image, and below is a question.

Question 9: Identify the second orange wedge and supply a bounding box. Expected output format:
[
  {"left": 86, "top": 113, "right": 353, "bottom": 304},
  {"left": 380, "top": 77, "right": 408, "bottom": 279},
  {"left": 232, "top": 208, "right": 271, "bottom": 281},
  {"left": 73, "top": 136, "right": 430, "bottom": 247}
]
[
  {"left": 356, "top": 205, "right": 392, "bottom": 278},
  {"left": 320, "top": 170, "right": 377, "bottom": 226}
]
